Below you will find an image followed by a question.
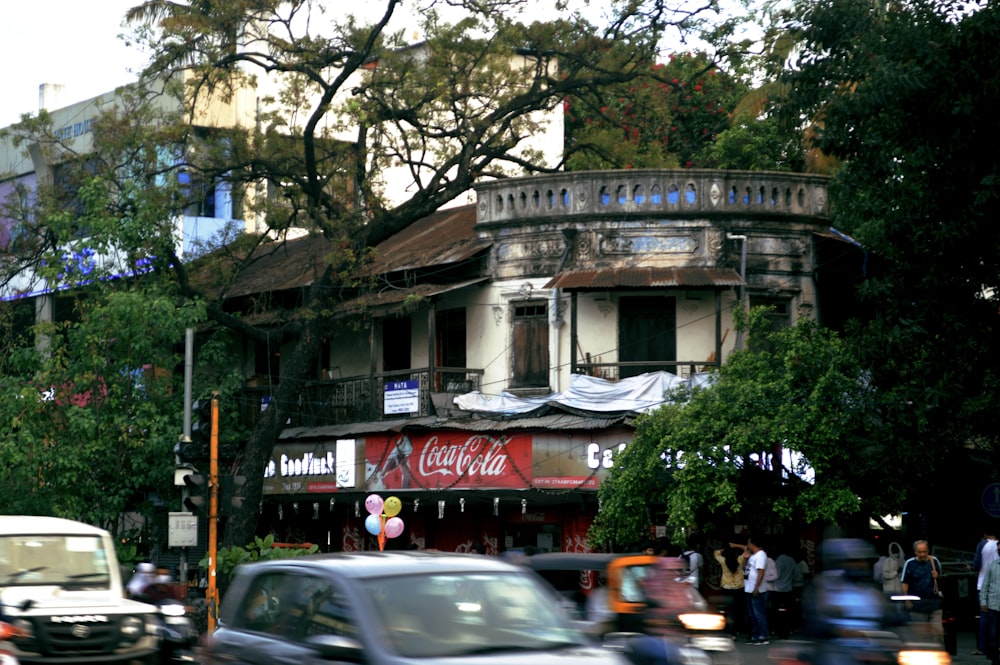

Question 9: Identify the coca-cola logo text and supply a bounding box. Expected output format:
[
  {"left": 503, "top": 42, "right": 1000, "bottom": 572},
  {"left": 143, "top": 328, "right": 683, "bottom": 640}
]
[{"left": 417, "top": 435, "right": 510, "bottom": 480}]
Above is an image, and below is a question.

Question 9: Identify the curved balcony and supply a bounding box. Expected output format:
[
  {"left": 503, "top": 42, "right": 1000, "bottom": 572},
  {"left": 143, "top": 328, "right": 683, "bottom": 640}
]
[{"left": 474, "top": 169, "right": 831, "bottom": 224}]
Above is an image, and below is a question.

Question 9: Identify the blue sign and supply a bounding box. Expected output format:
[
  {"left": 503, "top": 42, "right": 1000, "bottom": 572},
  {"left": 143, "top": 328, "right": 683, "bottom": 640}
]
[
  {"left": 384, "top": 380, "right": 420, "bottom": 415},
  {"left": 983, "top": 484, "right": 1000, "bottom": 517}
]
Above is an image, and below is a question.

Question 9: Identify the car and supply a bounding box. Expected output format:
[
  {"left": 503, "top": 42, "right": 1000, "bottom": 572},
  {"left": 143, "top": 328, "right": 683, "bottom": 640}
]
[
  {"left": 199, "top": 550, "right": 640, "bottom": 665},
  {"left": 0, "top": 515, "right": 163, "bottom": 665}
]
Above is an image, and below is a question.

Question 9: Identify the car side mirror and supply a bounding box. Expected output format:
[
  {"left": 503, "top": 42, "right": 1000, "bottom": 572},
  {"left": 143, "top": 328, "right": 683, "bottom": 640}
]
[{"left": 305, "top": 634, "right": 365, "bottom": 661}]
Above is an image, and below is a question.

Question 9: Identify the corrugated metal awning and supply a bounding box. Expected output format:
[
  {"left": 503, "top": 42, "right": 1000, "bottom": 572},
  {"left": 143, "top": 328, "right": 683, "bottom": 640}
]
[
  {"left": 278, "top": 413, "right": 630, "bottom": 440},
  {"left": 335, "top": 277, "right": 489, "bottom": 318},
  {"left": 543, "top": 267, "right": 743, "bottom": 290}
]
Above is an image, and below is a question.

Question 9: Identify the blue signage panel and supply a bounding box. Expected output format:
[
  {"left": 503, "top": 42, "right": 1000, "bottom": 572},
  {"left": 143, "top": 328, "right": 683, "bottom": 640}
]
[{"left": 384, "top": 380, "right": 420, "bottom": 415}]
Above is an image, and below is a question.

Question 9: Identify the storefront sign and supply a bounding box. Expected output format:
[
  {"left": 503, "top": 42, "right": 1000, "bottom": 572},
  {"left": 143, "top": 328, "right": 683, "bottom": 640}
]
[
  {"left": 366, "top": 433, "right": 533, "bottom": 490},
  {"left": 263, "top": 439, "right": 361, "bottom": 495},
  {"left": 363, "top": 429, "right": 633, "bottom": 491}
]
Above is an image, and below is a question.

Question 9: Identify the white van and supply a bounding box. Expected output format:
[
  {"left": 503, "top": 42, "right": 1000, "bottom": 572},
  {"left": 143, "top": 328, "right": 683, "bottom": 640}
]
[{"left": 0, "top": 516, "right": 161, "bottom": 664}]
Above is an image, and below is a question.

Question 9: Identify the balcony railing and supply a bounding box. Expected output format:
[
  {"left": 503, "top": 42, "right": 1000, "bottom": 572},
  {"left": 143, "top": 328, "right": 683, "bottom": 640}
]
[
  {"left": 573, "top": 359, "right": 721, "bottom": 380},
  {"left": 236, "top": 367, "right": 484, "bottom": 428}
]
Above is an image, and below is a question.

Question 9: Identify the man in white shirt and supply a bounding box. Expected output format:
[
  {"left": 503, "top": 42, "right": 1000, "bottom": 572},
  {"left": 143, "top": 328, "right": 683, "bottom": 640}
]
[
  {"left": 975, "top": 528, "right": 999, "bottom": 655},
  {"left": 744, "top": 537, "right": 770, "bottom": 645}
]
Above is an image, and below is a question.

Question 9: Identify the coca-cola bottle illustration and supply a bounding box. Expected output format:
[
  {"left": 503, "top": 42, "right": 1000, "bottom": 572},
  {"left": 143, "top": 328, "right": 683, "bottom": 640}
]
[{"left": 368, "top": 435, "right": 413, "bottom": 489}]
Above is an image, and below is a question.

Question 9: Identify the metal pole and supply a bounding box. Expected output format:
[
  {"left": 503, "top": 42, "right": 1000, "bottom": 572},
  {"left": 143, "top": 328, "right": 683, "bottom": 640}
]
[
  {"left": 180, "top": 328, "right": 194, "bottom": 586},
  {"left": 207, "top": 392, "right": 220, "bottom": 633}
]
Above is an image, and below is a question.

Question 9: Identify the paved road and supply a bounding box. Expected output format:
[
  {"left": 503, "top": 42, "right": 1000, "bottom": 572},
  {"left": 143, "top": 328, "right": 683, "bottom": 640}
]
[{"left": 732, "top": 629, "right": 979, "bottom": 665}]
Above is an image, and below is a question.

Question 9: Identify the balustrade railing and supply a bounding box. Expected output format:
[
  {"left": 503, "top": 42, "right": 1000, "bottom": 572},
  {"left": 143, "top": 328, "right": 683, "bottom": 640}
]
[{"left": 237, "top": 367, "right": 484, "bottom": 428}]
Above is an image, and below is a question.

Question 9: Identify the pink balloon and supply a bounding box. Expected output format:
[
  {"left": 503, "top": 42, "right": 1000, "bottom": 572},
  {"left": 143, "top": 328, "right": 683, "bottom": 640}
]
[
  {"left": 384, "top": 516, "right": 404, "bottom": 539},
  {"left": 365, "top": 494, "right": 384, "bottom": 516}
]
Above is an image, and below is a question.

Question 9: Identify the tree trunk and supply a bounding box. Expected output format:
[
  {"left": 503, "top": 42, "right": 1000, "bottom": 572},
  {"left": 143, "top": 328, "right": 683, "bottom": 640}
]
[{"left": 222, "top": 274, "right": 329, "bottom": 547}]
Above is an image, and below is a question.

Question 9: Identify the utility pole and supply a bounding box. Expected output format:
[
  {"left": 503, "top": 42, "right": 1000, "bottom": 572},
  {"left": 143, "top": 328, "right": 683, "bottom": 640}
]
[{"left": 207, "top": 391, "right": 220, "bottom": 633}]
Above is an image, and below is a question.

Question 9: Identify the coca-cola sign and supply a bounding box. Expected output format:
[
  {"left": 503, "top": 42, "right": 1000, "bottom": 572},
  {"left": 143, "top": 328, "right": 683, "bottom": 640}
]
[{"left": 365, "top": 433, "right": 532, "bottom": 490}]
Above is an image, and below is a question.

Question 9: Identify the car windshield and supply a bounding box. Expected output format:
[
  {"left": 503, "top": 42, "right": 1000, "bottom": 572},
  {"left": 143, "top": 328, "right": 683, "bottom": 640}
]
[
  {"left": 0, "top": 535, "right": 111, "bottom": 588},
  {"left": 361, "top": 571, "right": 586, "bottom": 658}
]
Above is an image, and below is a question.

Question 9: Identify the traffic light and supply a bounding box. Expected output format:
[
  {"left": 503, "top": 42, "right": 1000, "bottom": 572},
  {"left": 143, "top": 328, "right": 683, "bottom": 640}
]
[
  {"left": 191, "top": 398, "right": 213, "bottom": 446},
  {"left": 175, "top": 436, "right": 207, "bottom": 465},
  {"left": 183, "top": 473, "right": 210, "bottom": 514},
  {"left": 220, "top": 474, "right": 246, "bottom": 515}
]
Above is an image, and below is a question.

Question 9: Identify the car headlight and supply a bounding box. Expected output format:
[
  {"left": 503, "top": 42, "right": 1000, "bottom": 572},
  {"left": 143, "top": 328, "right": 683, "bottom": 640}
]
[
  {"left": 678, "top": 612, "right": 727, "bottom": 631},
  {"left": 898, "top": 649, "right": 951, "bottom": 665},
  {"left": 121, "top": 615, "right": 146, "bottom": 640},
  {"left": 161, "top": 603, "right": 186, "bottom": 618}
]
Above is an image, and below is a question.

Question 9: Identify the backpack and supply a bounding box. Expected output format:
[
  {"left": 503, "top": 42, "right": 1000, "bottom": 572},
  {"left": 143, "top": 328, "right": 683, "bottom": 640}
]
[
  {"left": 765, "top": 557, "right": 778, "bottom": 582},
  {"left": 680, "top": 550, "right": 694, "bottom": 571}
]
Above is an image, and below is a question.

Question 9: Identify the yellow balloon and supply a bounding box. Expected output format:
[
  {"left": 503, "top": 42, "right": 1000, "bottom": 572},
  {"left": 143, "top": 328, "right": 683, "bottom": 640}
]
[{"left": 384, "top": 496, "right": 402, "bottom": 517}]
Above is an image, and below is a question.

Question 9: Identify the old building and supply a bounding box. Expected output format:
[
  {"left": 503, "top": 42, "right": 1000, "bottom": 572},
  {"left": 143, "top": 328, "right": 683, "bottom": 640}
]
[{"left": 248, "top": 168, "right": 864, "bottom": 554}]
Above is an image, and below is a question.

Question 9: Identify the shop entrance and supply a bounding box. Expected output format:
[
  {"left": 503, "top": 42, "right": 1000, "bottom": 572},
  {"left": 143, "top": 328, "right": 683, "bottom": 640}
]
[{"left": 503, "top": 522, "right": 561, "bottom": 553}]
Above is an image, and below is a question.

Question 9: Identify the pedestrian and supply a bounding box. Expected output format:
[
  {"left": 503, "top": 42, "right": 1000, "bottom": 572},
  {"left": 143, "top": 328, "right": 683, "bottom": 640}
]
[
  {"left": 979, "top": 539, "right": 1000, "bottom": 665},
  {"left": 975, "top": 527, "right": 999, "bottom": 655},
  {"left": 680, "top": 536, "right": 703, "bottom": 588},
  {"left": 772, "top": 541, "right": 797, "bottom": 639},
  {"left": 900, "top": 539, "right": 944, "bottom": 643},
  {"left": 740, "top": 537, "right": 770, "bottom": 645},
  {"left": 715, "top": 544, "right": 746, "bottom": 637}
]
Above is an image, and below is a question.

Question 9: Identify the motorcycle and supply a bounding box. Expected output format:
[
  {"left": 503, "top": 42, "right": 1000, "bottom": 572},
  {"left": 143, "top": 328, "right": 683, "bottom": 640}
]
[
  {"left": 133, "top": 583, "right": 199, "bottom": 664},
  {"left": 768, "top": 594, "right": 951, "bottom": 665},
  {"left": 0, "top": 619, "right": 23, "bottom": 665}
]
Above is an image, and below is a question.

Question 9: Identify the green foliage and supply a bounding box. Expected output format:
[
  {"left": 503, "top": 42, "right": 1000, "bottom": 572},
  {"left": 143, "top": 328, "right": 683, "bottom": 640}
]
[
  {"left": 778, "top": 0, "right": 1000, "bottom": 512},
  {"left": 204, "top": 533, "right": 320, "bottom": 589},
  {"left": 591, "top": 309, "right": 884, "bottom": 546}
]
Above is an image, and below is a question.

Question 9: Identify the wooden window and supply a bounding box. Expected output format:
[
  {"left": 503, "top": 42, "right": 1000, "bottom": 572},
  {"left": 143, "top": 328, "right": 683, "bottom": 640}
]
[{"left": 511, "top": 302, "right": 548, "bottom": 388}]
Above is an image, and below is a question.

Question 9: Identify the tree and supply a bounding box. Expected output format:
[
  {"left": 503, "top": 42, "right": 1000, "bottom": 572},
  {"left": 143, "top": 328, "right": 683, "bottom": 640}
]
[
  {"left": 564, "top": 51, "right": 752, "bottom": 170},
  {"left": 2, "top": 0, "right": 726, "bottom": 547},
  {"left": 589, "top": 310, "right": 891, "bottom": 548},
  {"left": 0, "top": 172, "right": 203, "bottom": 532},
  {"left": 777, "top": 0, "right": 1000, "bottom": 521}
]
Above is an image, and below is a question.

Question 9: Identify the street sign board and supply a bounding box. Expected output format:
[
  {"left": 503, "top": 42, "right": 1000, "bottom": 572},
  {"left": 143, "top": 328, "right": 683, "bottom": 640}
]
[
  {"left": 384, "top": 379, "right": 419, "bottom": 415},
  {"left": 168, "top": 511, "right": 198, "bottom": 548}
]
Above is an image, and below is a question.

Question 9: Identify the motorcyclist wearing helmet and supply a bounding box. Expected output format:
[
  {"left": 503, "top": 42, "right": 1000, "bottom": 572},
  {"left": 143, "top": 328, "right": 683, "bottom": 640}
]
[{"left": 800, "top": 538, "right": 900, "bottom": 665}]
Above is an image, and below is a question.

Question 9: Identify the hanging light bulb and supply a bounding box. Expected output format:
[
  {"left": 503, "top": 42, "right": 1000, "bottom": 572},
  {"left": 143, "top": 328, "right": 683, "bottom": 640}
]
[
  {"left": 493, "top": 497, "right": 499, "bottom": 516},
  {"left": 521, "top": 498, "right": 527, "bottom": 514},
  {"left": 438, "top": 500, "right": 445, "bottom": 519},
  {"left": 278, "top": 504, "right": 284, "bottom": 520},
  {"left": 312, "top": 502, "right": 319, "bottom": 520},
  {"left": 460, "top": 497, "right": 465, "bottom": 513},
  {"left": 355, "top": 500, "right": 360, "bottom": 517},
  {"left": 293, "top": 502, "right": 299, "bottom": 514},
  {"left": 414, "top": 498, "right": 420, "bottom": 512},
  {"left": 329, "top": 497, "right": 335, "bottom": 509}
]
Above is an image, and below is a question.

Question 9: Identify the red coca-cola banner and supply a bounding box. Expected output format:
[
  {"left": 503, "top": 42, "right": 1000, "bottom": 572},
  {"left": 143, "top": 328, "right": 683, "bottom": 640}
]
[{"left": 365, "top": 432, "right": 533, "bottom": 490}]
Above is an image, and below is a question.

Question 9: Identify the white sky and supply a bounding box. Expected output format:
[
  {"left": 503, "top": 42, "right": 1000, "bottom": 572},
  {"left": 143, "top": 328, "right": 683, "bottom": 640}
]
[
  {"left": 0, "top": 0, "right": 592, "bottom": 129},
  {"left": 0, "top": 0, "right": 723, "bottom": 130},
  {"left": 0, "top": 0, "right": 148, "bottom": 128}
]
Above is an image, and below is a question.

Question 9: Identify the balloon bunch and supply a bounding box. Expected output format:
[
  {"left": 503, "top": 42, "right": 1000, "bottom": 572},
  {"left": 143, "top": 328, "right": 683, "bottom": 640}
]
[{"left": 364, "top": 494, "right": 404, "bottom": 551}]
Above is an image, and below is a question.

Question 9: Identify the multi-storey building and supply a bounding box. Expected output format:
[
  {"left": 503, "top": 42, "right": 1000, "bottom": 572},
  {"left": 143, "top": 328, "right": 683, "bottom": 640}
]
[
  {"left": 1, "top": 80, "right": 862, "bottom": 555},
  {"left": 240, "top": 169, "right": 863, "bottom": 554}
]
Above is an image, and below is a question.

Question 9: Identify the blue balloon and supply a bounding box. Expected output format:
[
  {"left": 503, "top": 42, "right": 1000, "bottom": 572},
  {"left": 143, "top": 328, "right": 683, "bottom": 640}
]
[{"left": 364, "top": 513, "right": 382, "bottom": 536}]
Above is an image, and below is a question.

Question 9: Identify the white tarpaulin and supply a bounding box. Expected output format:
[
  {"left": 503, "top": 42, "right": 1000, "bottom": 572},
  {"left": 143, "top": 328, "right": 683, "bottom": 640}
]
[{"left": 453, "top": 371, "right": 715, "bottom": 415}]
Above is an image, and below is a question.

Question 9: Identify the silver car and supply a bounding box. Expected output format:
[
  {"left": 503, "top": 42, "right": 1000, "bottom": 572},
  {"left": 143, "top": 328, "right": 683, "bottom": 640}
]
[{"left": 199, "top": 551, "right": 637, "bottom": 665}]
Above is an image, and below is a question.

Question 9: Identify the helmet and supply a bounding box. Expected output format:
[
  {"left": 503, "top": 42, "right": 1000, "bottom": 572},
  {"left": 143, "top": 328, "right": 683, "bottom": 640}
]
[
  {"left": 821, "top": 538, "right": 876, "bottom": 574},
  {"left": 137, "top": 562, "right": 157, "bottom": 574}
]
